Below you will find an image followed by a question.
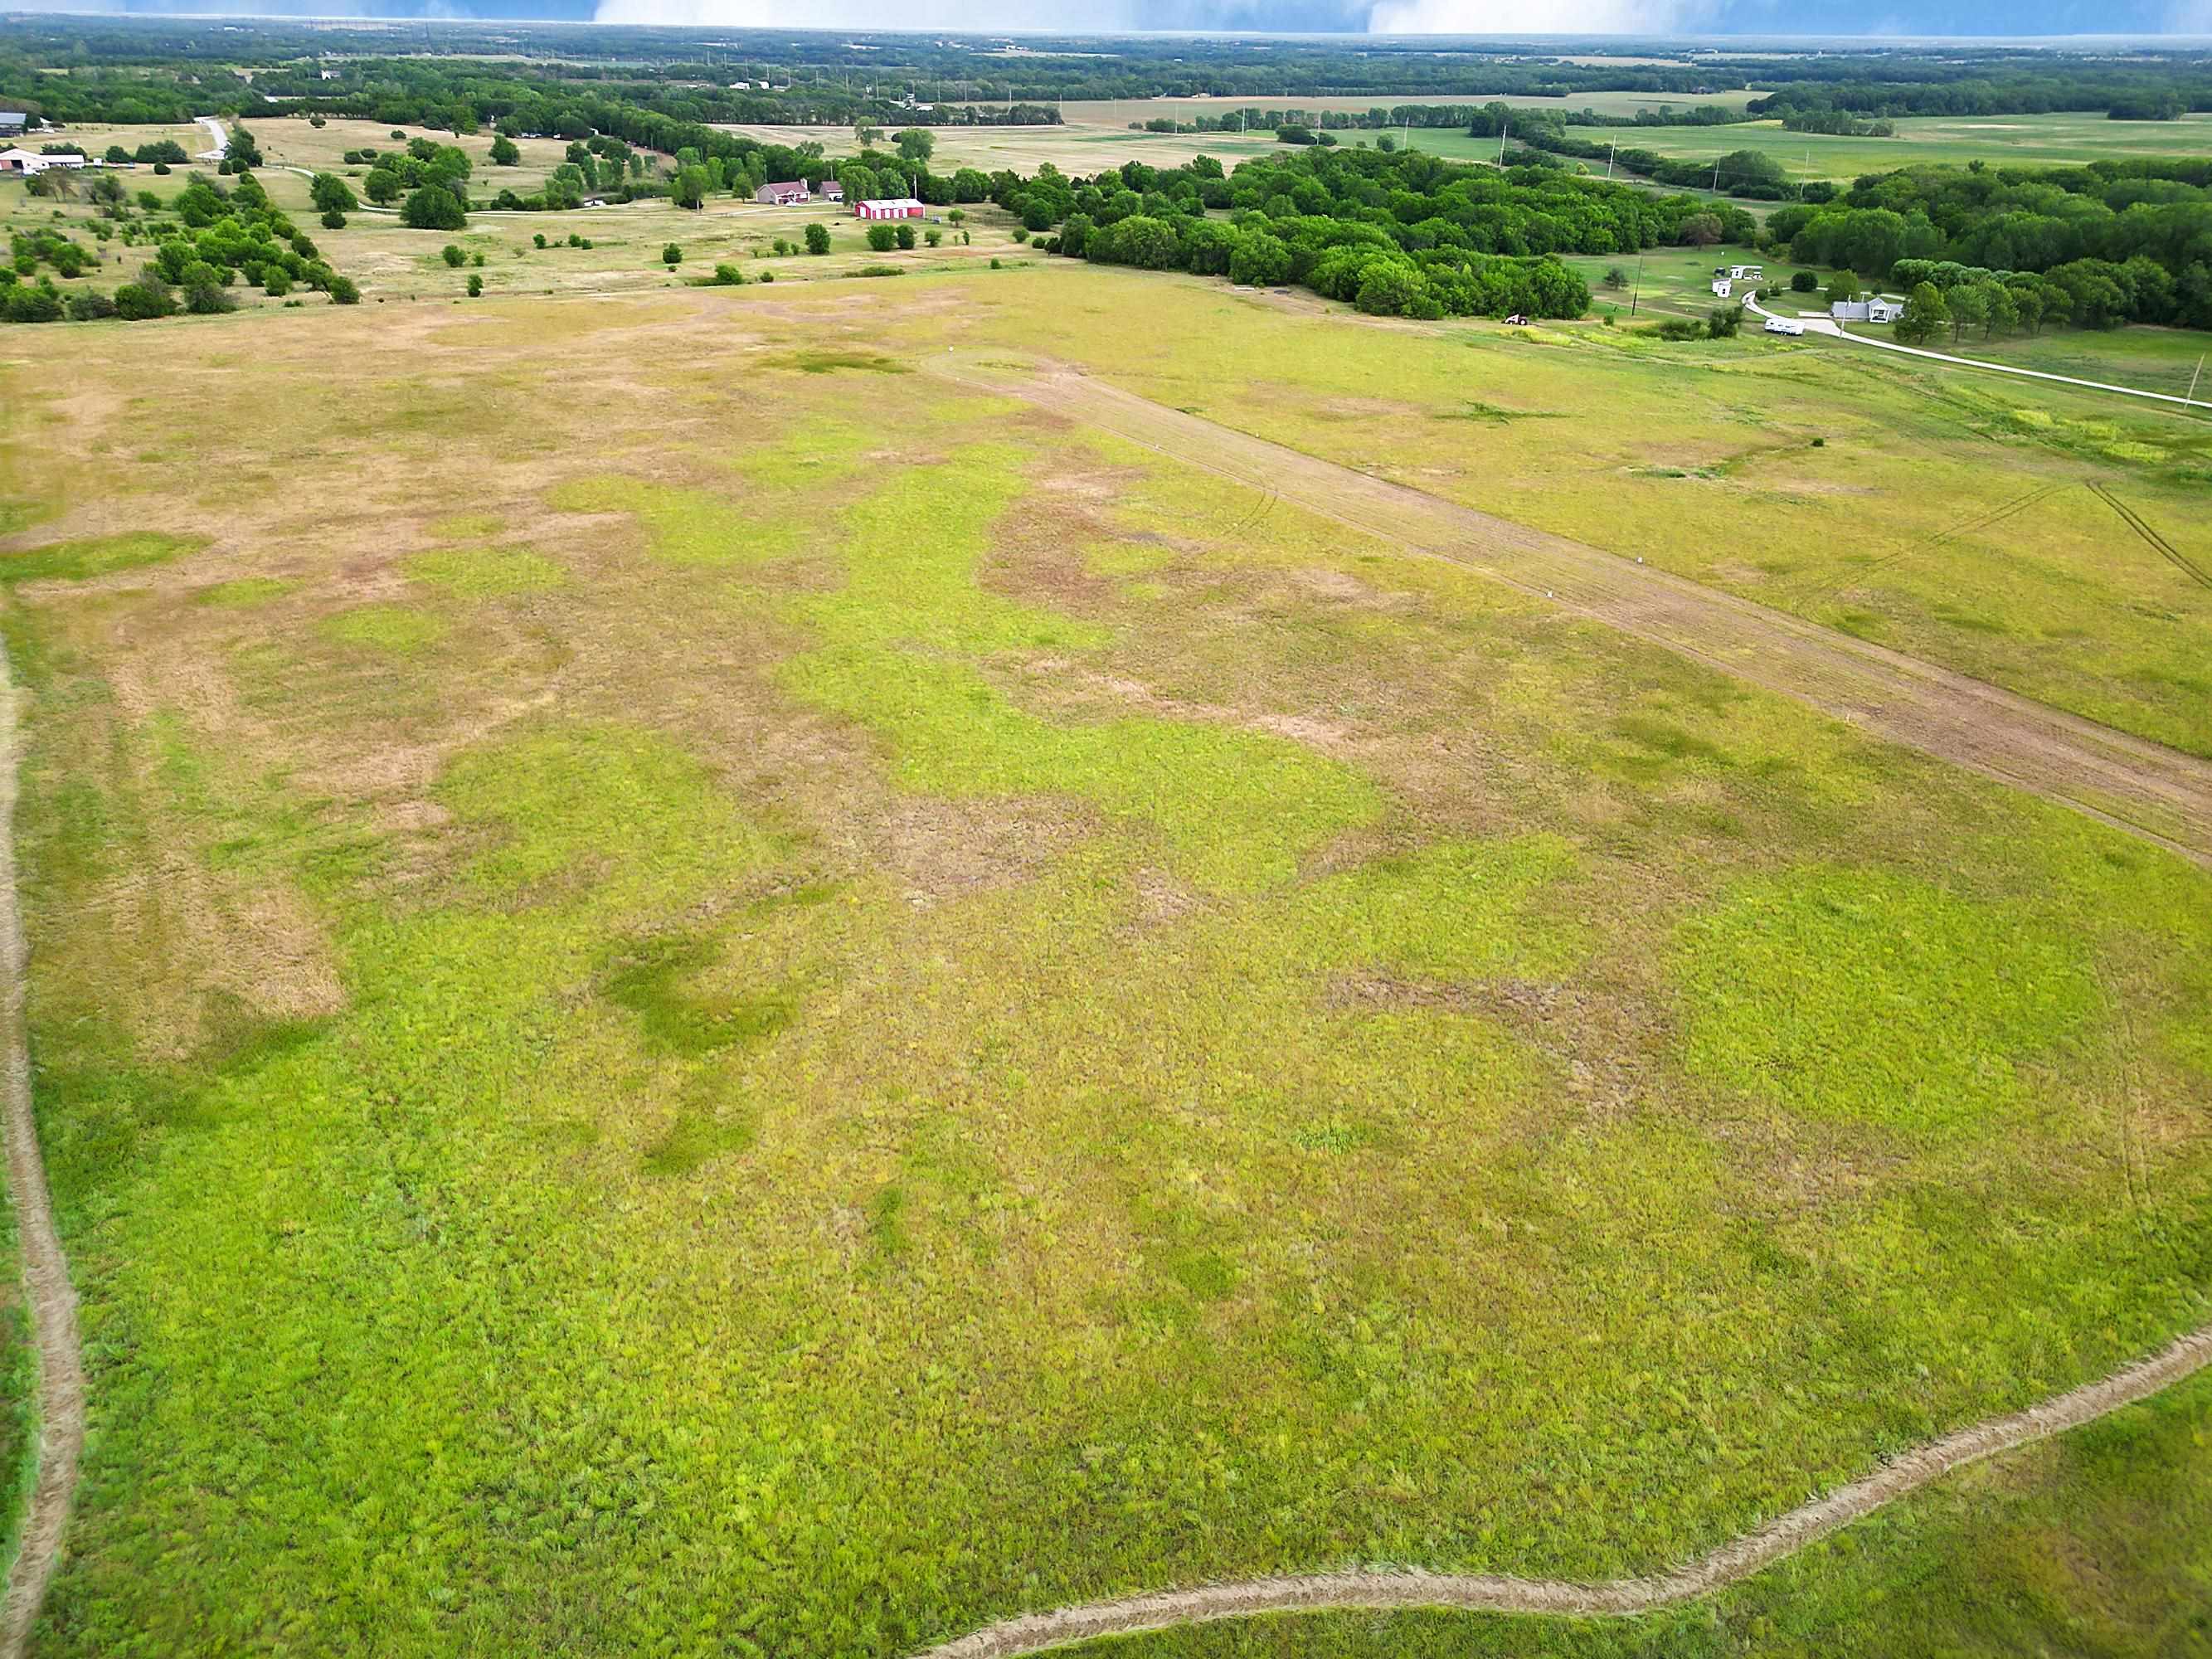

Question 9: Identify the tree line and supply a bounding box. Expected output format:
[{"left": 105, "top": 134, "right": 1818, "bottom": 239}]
[
  {"left": 993, "top": 148, "right": 1769, "bottom": 322},
  {"left": 1768, "top": 159, "right": 2212, "bottom": 330}
]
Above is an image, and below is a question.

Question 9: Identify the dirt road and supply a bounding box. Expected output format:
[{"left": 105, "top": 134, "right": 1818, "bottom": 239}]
[
  {"left": 912, "top": 1321, "right": 2212, "bottom": 1657},
  {"left": 0, "top": 640, "right": 83, "bottom": 1658},
  {"left": 941, "top": 359, "right": 2212, "bottom": 869}
]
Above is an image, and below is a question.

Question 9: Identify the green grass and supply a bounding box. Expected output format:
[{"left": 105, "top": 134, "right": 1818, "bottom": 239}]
[
  {"left": 318, "top": 604, "right": 449, "bottom": 654},
  {"left": 4, "top": 270, "right": 2210, "bottom": 1657},
  {"left": 959, "top": 265, "right": 2212, "bottom": 757},
  {"left": 192, "top": 577, "right": 296, "bottom": 608},
  {"left": 1064, "top": 1365, "right": 2212, "bottom": 1657},
  {"left": 1551, "top": 111, "right": 2212, "bottom": 183},
  {"left": 406, "top": 545, "right": 566, "bottom": 597},
  {"left": 0, "top": 1214, "right": 37, "bottom": 1584},
  {"left": 1679, "top": 866, "right": 2100, "bottom": 1134},
  {"left": 0, "top": 533, "right": 202, "bottom": 586}
]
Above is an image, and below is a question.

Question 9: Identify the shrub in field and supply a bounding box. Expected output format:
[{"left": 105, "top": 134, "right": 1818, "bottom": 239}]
[
  {"left": 805, "top": 223, "right": 830, "bottom": 255},
  {"left": 467, "top": 274, "right": 484, "bottom": 296},
  {"left": 441, "top": 244, "right": 466, "bottom": 268},
  {"left": 1791, "top": 269, "right": 1820, "bottom": 292},
  {"left": 866, "top": 223, "right": 897, "bottom": 253}
]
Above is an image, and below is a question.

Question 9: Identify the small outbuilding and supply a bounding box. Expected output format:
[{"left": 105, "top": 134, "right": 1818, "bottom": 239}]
[
  {"left": 0, "top": 114, "right": 26, "bottom": 138},
  {"left": 0, "top": 147, "right": 81, "bottom": 175},
  {"left": 817, "top": 179, "right": 844, "bottom": 202},
  {"left": 1830, "top": 295, "right": 1903, "bottom": 324}
]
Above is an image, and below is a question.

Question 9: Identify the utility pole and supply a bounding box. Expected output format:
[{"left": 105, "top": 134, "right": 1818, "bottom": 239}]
[
  {"left": 1498, "top": 118, "right": 1508, "bottom": 166},
  {"left": 2189, "top": 353, "right": 2206, "bottom": 408},
  {"left": 1607, "top": 139, "right": 1616, "bottom": 178},
  {"left": 1712, "top": 156, "right": 1723, "bottom": 193},
  {"left": 1630, "top": 246, "right": 1646, "bottom": 317}
]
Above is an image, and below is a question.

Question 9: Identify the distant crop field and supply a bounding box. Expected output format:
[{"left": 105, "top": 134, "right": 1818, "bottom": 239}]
[
  {"left": 1053, "top": 89, "right": 1761, "bottom": 123},
  {"left": 2, "top": 260, "right": 2210, "bottom": 1657},
  {"left": 1559, "top": 111, "right": 2212, "bottom": 182},
  {"left": 712, "top": 119, "right": 1286, "bottom": 175}
]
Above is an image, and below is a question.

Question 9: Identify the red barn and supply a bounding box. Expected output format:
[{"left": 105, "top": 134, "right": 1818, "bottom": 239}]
[{"left": 854, "top": 197, "right": 925, "bottom": 221}]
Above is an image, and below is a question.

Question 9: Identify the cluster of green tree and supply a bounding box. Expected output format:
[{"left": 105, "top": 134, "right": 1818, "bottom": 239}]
[
  {"left": 1009, "top": 148, "right": 1775, "bottom": 322},
  {"left": 2107, "top": 93, "right": 2190, "bottom": 121},
  {"left": 1767, "top": 159, "right": 2212, "bottom": 328},
  {"left": 1743, "top": 62, "right": 2212, "bottom": 122},
  {"left": 359, "top": 137, "right": 474, "bottom": 229},
  {"left": 10, "top": 228, "right": 97, "bottom": 280},
  {"left": 219, "top": 124, "right": 265, "bottom": 174},
  {"left": 1781, "top": 111, "right": 1897, "bottom": 136},
  {"left": 98, "top": 139, "right": 190, "bottom": 166},
  {"left": 0, "top": 168, "right": 359, "bottom": 326}
]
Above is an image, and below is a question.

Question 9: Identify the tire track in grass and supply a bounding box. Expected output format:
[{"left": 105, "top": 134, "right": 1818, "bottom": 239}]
[
  {"left": 2088, "top": 483, "right": 2212, "bottom": 593},
  {"left": 0, "top": 634, "right": 83, "bottom": 1658},
  {"left": 912, "top": 1323, "right": 2212, "bottom": 1658},
  {"left": 938, "top": 358, "right": 2212, "bottom": 870}
]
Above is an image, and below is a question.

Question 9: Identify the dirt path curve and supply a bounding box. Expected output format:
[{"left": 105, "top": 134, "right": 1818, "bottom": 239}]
[
  {"left": 912, "top": 1322, "right": 2212, "bottom": 1658},
  {"left": 938, "top": 358, "right": 2212, "bottom": 869},
  {"left": 0, "top": 635, "right": 83, "bottom": 1658}
]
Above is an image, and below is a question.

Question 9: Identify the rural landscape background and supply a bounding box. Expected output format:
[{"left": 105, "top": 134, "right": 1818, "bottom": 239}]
[{"left": 0, "top": 19, "right": 2208, "bottom": 1659}]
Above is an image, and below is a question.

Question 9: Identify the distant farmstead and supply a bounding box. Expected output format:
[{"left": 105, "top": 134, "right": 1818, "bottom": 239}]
[
  {"left": 854, "top": 197, "right": 924, "bottom": 221},
  {"left": 755, "top": 179, "right": 810, "bottom": 206},
  {"left": 0, "top": 147, "right": 82, "bottom": 175},
  {"left": 1831, "top": 295, "right": 1904, "bottom": 324}
]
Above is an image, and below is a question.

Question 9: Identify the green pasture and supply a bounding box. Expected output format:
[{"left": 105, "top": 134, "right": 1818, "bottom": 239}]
[
  {"left": 0, "top": 268, "right": 2208, "bottom": 1657},
  {"left": 958, "top": 265, "right": 2212, "bottom": 757},
  {"left": 1553, "top": 111, "right": 2212, "bottom": 184},
  {"left": 1070, "top": 1367, "right": 2212, "bottom": 1657}
]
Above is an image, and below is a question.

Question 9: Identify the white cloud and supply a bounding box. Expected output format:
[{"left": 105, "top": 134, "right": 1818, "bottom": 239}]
[{"left": 1369, "top": 0, "right": 1714, "bottom": 32}]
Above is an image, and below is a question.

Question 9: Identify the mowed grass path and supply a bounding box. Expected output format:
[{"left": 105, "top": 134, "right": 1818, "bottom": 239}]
[{"left": 0, "top": 284, "right": 2207, "bottom": 1656}]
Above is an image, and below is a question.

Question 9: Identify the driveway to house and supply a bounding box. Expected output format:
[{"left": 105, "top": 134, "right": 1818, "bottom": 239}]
[
  {"left": 194, "top": 115, "right": 228, "bottom": 162},
  {"left": 1744, "top": 294, "right": 2208, "bottom": 411}
]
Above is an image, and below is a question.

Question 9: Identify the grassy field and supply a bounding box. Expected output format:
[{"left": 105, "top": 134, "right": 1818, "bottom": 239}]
[
  {"left": 1069, "top": 1365, "right": 2212, "bottom": 1656},
  {"left": 712, "top": 119, "right": 1287, "bottom": 176},
  {"left": 0, "top": 150, "right": 1041, "bottom": 308},
  {"left": 1549, "top": 111, "right": 2212, "bottom": 184},
  {"left": 717, "top": 90, "right": 1759, "bottom": 178},
  {"left": 955, "top": 266, "right": 2212, "bottom": 758},
  {"left": 0, "top": 261, "right": 2208, "bottom": 1657},
  {"left": 1052, "top": 90, "right": 1762, "bottom": 124}
]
